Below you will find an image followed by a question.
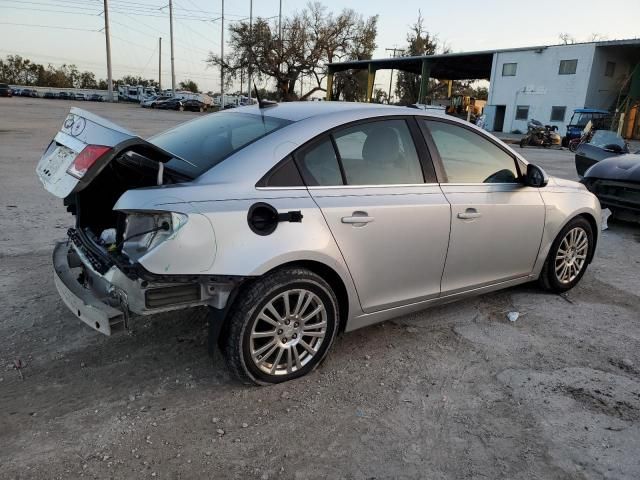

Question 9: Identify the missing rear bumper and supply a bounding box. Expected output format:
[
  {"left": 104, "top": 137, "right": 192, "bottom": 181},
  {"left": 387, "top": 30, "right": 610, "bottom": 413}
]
[
  {"left": 53, "top": 241, "right": 126, "bottom": 335},
  {"left": 53, "top": 241, "right": 246, "bottom": 336}
]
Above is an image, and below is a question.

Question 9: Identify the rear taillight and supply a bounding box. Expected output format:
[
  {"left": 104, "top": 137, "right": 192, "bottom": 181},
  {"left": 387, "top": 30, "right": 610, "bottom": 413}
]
[{"left": 66, "top": 145, "right": 112, "bottom": 179}]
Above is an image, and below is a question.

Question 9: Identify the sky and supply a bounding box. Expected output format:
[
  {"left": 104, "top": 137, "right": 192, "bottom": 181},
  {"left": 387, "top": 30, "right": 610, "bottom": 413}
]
[{"left": 1, "top": 0, "right": 639, "bottom": 94}]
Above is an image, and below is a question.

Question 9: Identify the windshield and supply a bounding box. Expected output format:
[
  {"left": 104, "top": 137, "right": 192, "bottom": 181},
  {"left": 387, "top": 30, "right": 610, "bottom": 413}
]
[
  {"left": 588, "top": 130, "right": 626, "bottom": 149},
  {"left": 571, "top": 112, "right": 609, "bottom": 127},
  {"left": 150, "top": 112, "right": 292, "bottom": 177}
]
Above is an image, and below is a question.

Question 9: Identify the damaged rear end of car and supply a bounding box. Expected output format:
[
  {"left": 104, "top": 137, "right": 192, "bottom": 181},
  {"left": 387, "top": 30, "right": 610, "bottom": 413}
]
[{"left": 39, "top": 108, "right": 236, "bottom": 335}]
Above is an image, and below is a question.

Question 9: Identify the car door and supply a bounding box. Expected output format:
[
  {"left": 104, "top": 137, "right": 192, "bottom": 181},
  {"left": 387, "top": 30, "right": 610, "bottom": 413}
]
[
  {"left": 420, "top": 119, "right": 545, "bottom": 295},
  {"left": 295, "top": 117, "right": 451, "bottom": 313}
]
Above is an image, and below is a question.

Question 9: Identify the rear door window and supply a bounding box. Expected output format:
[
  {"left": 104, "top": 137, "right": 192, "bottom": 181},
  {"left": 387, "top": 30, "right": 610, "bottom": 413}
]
[
  {"left": 333, "top": 119, "right": 424, "bottom": 185},
  {"left": 296, "top": 138, "right": 344, "bottom": 186}
]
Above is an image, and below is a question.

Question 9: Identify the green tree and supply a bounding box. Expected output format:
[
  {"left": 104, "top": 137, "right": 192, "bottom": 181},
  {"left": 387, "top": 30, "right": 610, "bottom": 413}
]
[
  {"left": 394, "top": 11, "right": 448, "bottom": 105},
  {"left": 179, "top": 79, "right": 199, "bottom": 93},
  {"left": 116, "top": 75, "right": 158, "bottom": 88}
]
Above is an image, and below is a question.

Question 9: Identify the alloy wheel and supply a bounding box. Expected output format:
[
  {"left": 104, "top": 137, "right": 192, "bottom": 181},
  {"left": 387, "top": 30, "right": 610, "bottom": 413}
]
[
  {"left": 554, "top": 227, "right": 589, "bottom": 284},
  {"left": 249, "top": 289, "right": 328, "bottom": 376}
]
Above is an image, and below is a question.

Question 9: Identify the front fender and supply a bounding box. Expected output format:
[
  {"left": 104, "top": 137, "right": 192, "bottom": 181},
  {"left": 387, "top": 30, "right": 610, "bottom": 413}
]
[{"left": 533, "top": 191, "right": 601, "bottom": 277}]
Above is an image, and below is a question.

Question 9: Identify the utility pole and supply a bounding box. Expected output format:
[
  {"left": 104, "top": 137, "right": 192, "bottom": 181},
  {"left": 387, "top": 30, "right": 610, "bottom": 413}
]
[
  {"left": 247, "top": 0, "right": 252, "bottom": 101},
  {"left": 169, "top": 0, "right": 176, "bottom": 95},
  {"left": 277, "top": 0, "right": 283, "bottom": 100},
  {"left": 103, "top": 0, "right": 113, "bottom": 102},
  {"left": 158, "top": 37, "right": 162, "bottom": 91},
  {"left": 278, "top": 0, "right": 282, "bottom": 46},
  {"left": 385, "top": 47, "right": 403, "bottom": 104},
  {"left": 220, "top": 0, "right": 225, "bottom": 108}
]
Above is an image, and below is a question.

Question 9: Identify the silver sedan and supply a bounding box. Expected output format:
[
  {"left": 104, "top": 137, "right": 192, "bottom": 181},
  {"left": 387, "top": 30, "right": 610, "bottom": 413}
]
[{"left": 37, "top": 102, "right": 601, "bottom": 384}]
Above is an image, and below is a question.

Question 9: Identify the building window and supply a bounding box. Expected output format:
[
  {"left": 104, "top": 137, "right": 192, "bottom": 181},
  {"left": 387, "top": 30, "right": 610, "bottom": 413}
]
[
  {"left": 559, "top": 59, "right": 578, "bottom": 75},
  {"left": 550, "top": 106, "right": 566, "bottom": 122},
  {"left": 515, "top": 106, "right": 529, "bottom": 121},
  {"left": 502, "top": 63, "right": 517, "bottom": 76},
  {"left": 605, "top": 61, "right": 616, "bottom": 77}
]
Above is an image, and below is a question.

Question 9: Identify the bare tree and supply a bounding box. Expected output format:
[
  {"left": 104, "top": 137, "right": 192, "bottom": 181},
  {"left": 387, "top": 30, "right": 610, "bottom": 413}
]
[
  {"left": 207, "top": 2, "right": 377, "bottom": 101},
  {"left": 559, "top": 33, "right": 576, "bottom": 45}
]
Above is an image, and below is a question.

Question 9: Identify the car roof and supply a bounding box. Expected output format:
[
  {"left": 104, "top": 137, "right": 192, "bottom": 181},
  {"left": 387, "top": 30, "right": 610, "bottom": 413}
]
[
  {"left": 228, "top": 101, "right": 440, "bottom": 122},
  {"left": 574, "top": 108, "right": 609, "bottom": 114}
]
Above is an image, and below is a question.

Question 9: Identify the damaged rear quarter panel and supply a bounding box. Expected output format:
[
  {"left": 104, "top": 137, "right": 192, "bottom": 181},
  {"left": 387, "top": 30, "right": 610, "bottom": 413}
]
[{"left": 113, "top": 190, "right": 216, "bottom": 274}]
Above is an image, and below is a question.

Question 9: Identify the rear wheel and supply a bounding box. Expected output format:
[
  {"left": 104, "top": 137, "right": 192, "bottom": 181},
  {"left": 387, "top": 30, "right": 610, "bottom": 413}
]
[
  {"left": 519, "top": 138, "right": 527, "bottom": 148},
  {"left": 539, "top": 217, "right": 593, "bottom": 292},
  {"left": 222, "top": 268, "right": 339, "bottom": 385}
]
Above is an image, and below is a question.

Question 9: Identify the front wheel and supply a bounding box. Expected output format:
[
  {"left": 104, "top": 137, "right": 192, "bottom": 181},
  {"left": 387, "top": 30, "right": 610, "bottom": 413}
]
[
  {"left": 222, "top": 268, "right": 339, "bottom": 385},
  {"left": 539, "top": 217, "right": 593, "bottom": 292}
]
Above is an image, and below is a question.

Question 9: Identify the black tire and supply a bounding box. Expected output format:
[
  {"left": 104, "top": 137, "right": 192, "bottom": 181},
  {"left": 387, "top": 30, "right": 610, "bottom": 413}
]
[
  {"left": 221, "top": 267, "right": 339, "bottom": 385},
  {"left": 539, "top": 216, "right": 594, "bottom": 293},
  {"left": 569, "top": 141, "right": 578, "bottom": 153},
  {"left": 519, "top": 138, "right": 526, "bottom": 148}
]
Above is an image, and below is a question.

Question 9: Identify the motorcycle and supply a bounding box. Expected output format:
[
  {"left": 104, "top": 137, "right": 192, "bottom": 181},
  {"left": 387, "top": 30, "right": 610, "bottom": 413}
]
[
  {"left": 519, "top": 120, "right": 561, "bottom": 148},
  {"left": 568, "top": 121, "right": 595, "bottom": 152}
]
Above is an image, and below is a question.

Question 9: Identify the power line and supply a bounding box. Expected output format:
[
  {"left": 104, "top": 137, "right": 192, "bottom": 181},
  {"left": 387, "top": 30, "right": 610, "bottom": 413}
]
[
  {"left": 0, "top": 0, "right": 223, "bottom": 21},
  {"left": 0, "top": 21, "right": 100, "bottom": 32}
]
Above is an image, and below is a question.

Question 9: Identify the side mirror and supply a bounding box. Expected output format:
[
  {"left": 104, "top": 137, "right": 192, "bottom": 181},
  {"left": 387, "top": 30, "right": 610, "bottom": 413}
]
[{"left": 525, "top": 164, "right": 549, "bottom": 188}]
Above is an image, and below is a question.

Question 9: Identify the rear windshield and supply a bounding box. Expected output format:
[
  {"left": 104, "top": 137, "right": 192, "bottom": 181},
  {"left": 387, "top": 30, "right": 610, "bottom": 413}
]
[{"left": 150, "top": 112, "right": 292, "bottom": 177}]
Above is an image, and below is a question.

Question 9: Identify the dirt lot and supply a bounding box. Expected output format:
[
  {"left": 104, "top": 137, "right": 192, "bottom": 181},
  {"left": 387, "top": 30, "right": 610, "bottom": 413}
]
[{"left": 1, "top": 98, "right": 640, "bottom": 480}]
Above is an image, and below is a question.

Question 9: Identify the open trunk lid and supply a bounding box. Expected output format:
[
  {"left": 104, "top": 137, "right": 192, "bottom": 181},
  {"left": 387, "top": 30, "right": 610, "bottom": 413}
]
[{"left": 36, "top": 108, "right": 180, "bottom": 198}]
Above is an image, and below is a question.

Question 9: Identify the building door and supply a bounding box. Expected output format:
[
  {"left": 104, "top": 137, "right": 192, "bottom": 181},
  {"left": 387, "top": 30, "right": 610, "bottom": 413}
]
[{"left": 494, "top": 105, "right": 506, "bottom": 132}]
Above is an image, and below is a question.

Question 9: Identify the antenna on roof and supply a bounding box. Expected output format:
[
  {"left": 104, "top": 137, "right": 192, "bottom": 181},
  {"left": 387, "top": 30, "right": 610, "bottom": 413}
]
[{"left": 253, "top": 82, "right": 277, "bottom": 109}]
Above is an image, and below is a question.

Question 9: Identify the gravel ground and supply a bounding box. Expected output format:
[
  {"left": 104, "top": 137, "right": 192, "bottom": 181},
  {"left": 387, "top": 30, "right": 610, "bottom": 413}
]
[{"left": 1, "top": 98, "right": 639, "bottom": 480}]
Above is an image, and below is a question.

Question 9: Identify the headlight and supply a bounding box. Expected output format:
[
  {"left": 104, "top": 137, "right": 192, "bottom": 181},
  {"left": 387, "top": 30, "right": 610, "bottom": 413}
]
[{"left": 120, "top": 211, "right": 188, "bottom": 262}]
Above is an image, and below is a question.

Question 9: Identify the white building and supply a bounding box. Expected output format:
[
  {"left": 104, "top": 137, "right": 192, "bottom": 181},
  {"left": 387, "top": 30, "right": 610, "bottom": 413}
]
[
  {"left": 328, "top": 38, "right": 640, "bottom": 139},
  {"left": 485, "top": 39, "right": 640, "bottom": 134}
]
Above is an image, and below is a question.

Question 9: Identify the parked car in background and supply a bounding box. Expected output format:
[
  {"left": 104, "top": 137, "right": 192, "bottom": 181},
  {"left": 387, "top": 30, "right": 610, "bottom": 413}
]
[
  {"left": 43, "top": 91, "right": 57, "bottom": 99},
  {"left": 75, "top": 93, "right": 86, "bottom": 101},
  {"left": 11, "top": 87, "right": 21, "bottom": 96},
  {"left": 20, "top": 88, "right": 38, "bottom": 97},
  {"left": 581, "top": 153, "right": 640, "bottom": 222},
  {"left": 140, "top": 95, "right": 170, "bottom": 108},
  {"left": 574, "top": 130, "right": 630, "bottom": 176},
  {"left": 0, "top": 83, "right": 12, "bottom": 97},
  {"left": 562, "top": 108, "right": 611, "bottom": 147},
  {"left": 182, "top": 99, "right": 208, "bottom": 112},
  {"left": 37, "top": 103, "right": 601, "bottom": 385},
  {"left": 152, "top": 98, "right": 184, "bottom": 111},
  {"left": 58, "top": 92, "right": 70, "bottom": 100},
  {"left": 88, "top": 94, "right": 103, "bottom": 102},
  {"left": 68, "top": 92, "right": 77, "bottom": 100}
]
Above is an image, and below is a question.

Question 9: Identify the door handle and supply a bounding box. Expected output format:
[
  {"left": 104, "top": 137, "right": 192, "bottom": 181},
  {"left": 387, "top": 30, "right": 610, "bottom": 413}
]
[
  {"left": 341, "top": 211, "right": 374, "bottom": 225},
  {"left": 457, "top": 208, "right": 481, "bottom": 220}
]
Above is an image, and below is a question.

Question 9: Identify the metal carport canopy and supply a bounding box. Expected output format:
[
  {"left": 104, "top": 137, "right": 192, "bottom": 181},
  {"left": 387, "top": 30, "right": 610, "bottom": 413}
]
[{"left": 327, "top": 51, "right": 495, "bottom": 80}]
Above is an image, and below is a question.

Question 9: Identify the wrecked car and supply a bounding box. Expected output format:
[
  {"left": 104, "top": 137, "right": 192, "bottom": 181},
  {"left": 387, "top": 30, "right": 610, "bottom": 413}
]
[
  {"left": 38, "top": 103, "right": 601, "bottom": 385},
  {"left": 581, "top": 152, "right": 640, "bottom": 222},
  {"left": 575, "top": 129, "right": 630, "bottom": 177}
]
